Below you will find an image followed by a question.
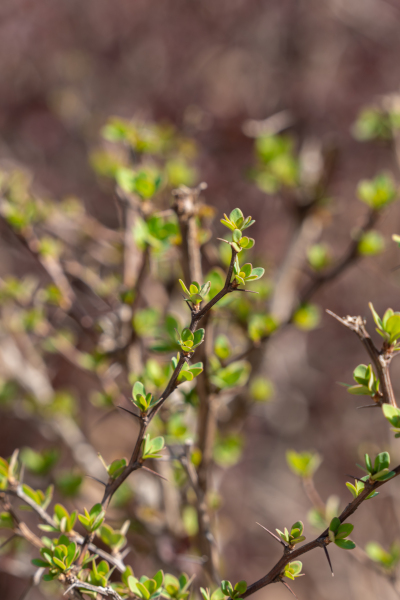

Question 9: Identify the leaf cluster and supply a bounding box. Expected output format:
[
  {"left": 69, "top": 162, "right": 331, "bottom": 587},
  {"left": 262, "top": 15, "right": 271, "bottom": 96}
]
[
  {"left": 358, "top": 451, "right": 395, "bottom": 483},
  {"left": 276, "top": 521, "right": 306, "bottom": 547},
  {"left": 220, "top": 580, "right": 247, "bottom": 600},
  {"left": 369, "top": 303, "right": 400, "bottom": 346},
  {"left": 328, "top": 517, "right": 356, "bottom": 550},
  {"left": 179, "top": 280, "right": 210, "bottom": 305},
  {"left": 176, "top": 328, "right": 205, "bottom": 354}
]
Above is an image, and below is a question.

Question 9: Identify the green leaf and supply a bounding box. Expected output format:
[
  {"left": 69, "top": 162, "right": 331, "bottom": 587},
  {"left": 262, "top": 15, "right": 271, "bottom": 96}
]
[
  {"left": 335, "top": 523, "right": 354, "bottom": 539},
  {"left": 181, "top": 328, "right": 193, "bottom": 343},
  {"left": 232, "top": 229, "right": 242, "bottom": 243},
  {"left": 369, "top": 303, "right": 383, "bottom": 330},
  {"left": 286, "top": 450, "right": 321, "bottom": 478},
  {"left": 247, "top": 267, "right": 265, "bottom": 281},
  {"left": 357, "top": 173, "right": 397, "bottom": 210},
  {"left": 329, "top": 517, "right": 341, "bottom": 534},
  {"left": 293, "top": 303, "right": 321, "bottom": 331},
  {"left": 334, "top": 539, "right": 356, "bottom": 550},
  {"left": 358, "top": 231, "right": 384, "bottom": 256},
  {"left": 386, "top": 314, "right": 400, "bottom": 344},
  {"left": 229, "top": 208, "right": 244, "bottom": 227},
  {"left": 234, "top": 582, "right": 247, "bottom": 595},
  {"left": 193, "top": 329, "right": 205, "bottom": 347},
  {"left": 133, "top": 381, "right": 146, "bottom": 399},
  {"left": 291, "top": 521, "right": 304, "bottom": 537},
  {"left": 240, "top": 264, "right": 252, "bottom": 278}
]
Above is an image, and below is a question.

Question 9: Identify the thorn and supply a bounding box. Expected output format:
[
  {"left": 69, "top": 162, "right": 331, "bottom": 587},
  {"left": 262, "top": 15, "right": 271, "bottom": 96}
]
[
  {"left": 323, "top": 545, "right": 334, "bottom": 576},
  {"left": 346, "top": 474, "right": 366, "bottom": 483},
  {"left": 117, "top": 405, "right": 142, "bottom": 420},
  {"left": 141, "top": 465, "right": 168, "bottom": 481},
  {"left": 256, "top": 522, "right": 288, "bottom": 547},
  {"left": 356, "top": 404, "right": 380, "bottom": 409},
  {"left": 86, "top": 475, "right": 107, "bottom": 487},
  {"left": 281, "top": 580, "right": 299, "bottom": 598},
  {"left": 217, "top": 238, "right": 230, "bottom": 244},
  {"left": 232, "top": 289, "right": 259, "bottom": 294},
  {"left": 0, "top": 533, "right": 17, "bottom": 550}
]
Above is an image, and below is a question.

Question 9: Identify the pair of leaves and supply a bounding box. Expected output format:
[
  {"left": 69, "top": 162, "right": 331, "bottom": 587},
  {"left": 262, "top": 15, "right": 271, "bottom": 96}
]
[
  {"left": 220, "top": 580, "right": 247, "bottom": 600},
  {"left": 286, "top": 450, "right": 322, "bottom": 479},
  {"left": 229, "top": 229, "right": 255, "bottom": 253},
  {"left": 233, "top": 258, "right": 264, "bottom": 286},
  {"left": 98, "top": 453, "right": 127, "bottom": 480},
  {"left": 128, "top": 570, "right": 164, "bottom": 600},
  {"left": 357, "top": 173, "right": 397, "bottom": 210},
  {"left": 276, "top": 521, "right": 306, "bottom": 547},
  {"left": 78, "top": 503, "right": 105, "bottom": 533},
  {"left": 283, "top": 561, "right": 303, "bottom": 580},
  {"left": 99, "top": 522, "right": 128, "bottom": 552},
  {"left": 132, "top": 381, "right": 159, "bottom": 414},
  {"left": 220, "top": 208, "right": 255, "bottom": 232},
  {"left": 176, "top": 360, "right": 203, "bottom": 383},
  {"left": 32, "top": 538, "right": 84, "bottom": 580},
  {"left": 86, "top": 559, "right": 111, "bottom": 588},
  {"left": 369, "top": 303, "right": 400, "bottom": 346},
  {"left": 176, "top": 328, "right": 205, "bottom": 353},
  {"left": 38, "top": 503, "right": 76, "bottom": 534},
  {"left": 382, "top": 404, "right": 400, "bottom": 437},
  {"left": 142, "top": 434, "right": 165, "bottom": 460},
  {"left": 358, "top": 451, "right": 396, "bottom": 482},
  {"left": 346, "top": 477, "right": 378, "bottom": 501},
  {"left": 328, "top": 518, "right": 356, "bottom": 550},
  {"left": 366, "top": 541, "right": 400, "bottom": 571},
  {"left": 345, "top": 363, "right": 380, "bottom": 397},
  {"left": 162, "top": 573, "right": 193, "bottom": 600},
  {"left": 179, "top": 280, "right": 210, "bottom": 305}
]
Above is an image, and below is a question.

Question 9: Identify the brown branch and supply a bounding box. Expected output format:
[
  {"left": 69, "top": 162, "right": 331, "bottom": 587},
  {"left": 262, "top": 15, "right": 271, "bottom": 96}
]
[
  {"left": 299, "top": 209, "right": 379, "bottom": 307},
  {"left": 4, "top": 486, "right": 127, "bottom": 573},
  {"left": 327, "top": 310, "right": 397, "bottom": 407},
  {"left": 243, "top": 466, "right": 400, "bottom": 597},
  {"left": 172, "top": 183, "right": 206, "bottom": 285},
  {"left": 98, "top": 247, "right": 238, "bottom": 514}
]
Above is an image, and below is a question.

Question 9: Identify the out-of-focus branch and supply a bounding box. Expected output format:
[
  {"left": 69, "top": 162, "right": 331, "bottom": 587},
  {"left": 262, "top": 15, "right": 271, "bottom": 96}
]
[
  {"left": 327, "top": 310, "right": 397, "bottom": 407},
  {"left": 299, "top": 209, "right": 379, "bottom": 307},
  {"left": 172, "top": 183, "right": 206, "bottom": 285},
  {"left": 173, "top": 183, "right": 221, "bottom": 583}
]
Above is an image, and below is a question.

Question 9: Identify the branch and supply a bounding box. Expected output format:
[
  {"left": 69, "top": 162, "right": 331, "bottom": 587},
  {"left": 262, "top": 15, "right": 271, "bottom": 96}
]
[
  {"left": 4, "top": 486, "right": 127, "bottom": 573},
  {"left": 243, "top": 466, "right": 400, "bottom": 597},
  {"left": 327, "top": 310, "right": 397, "bottom": 407}
]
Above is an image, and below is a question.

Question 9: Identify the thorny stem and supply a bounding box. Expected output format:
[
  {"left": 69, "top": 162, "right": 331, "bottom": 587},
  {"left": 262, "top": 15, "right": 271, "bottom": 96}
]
[
  {"left": 225, "top": 207, "right": 380, "bottom": 368},
  {"left": 327, "top": 311, "right": 398, "bottom": 408},
  {"left": 79, "top": 245, "right": 238, "bottom": 562},
  {"left": 242, "top": 466, "right": 400, "bottom": 597}
]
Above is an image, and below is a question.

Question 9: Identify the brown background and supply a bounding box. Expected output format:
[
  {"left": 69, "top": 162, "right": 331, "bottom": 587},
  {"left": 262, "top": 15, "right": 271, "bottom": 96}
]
[{"left": 1, "top": 1, "right": 400, "bottom": 599}]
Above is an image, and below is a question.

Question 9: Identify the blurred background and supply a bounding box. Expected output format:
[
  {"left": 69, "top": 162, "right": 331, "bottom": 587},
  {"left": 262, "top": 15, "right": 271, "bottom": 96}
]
[{"left": 1, "top": 0, "right": 400, "bottom": 599}]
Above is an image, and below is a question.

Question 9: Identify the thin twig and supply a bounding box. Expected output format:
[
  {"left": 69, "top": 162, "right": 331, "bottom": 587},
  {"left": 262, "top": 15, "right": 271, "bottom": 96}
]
[{"left": 327, "top": 310, "right": 397, "bottom": 407}]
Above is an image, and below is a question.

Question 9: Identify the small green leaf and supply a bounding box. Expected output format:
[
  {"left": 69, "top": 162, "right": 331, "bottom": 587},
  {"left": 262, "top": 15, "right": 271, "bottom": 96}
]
[{"left": 334, "top": 539, "right": 356, "bottom": 550}]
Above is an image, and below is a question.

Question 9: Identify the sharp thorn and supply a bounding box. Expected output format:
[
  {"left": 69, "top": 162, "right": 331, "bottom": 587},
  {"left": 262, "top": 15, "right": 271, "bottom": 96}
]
[
  {"left": 0, "top": 533, "right": 17, "bottom": 550},
  {"left": 356, "top": 404, "right": 380, "bottom": 409},
  {"left": 281, "top": 580, "right": 299, "bottom": 598},
  {"left": 256, "top": 522, "right": 287, "bottom": 546},
  {"left": 117, "top": 405, "right": 142, "bottom": 420},
  {"left": 141, "top": 465, "right": 168, "bottom": 481},
  {"left": 324, "top": 545, "right": 334, "bottom": 576},
  {"left": 86, "top": 475, "right": 107, "bottom": 487},
  {"left": 346, "top": 474, "right": 366, "bottom": 483}
]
